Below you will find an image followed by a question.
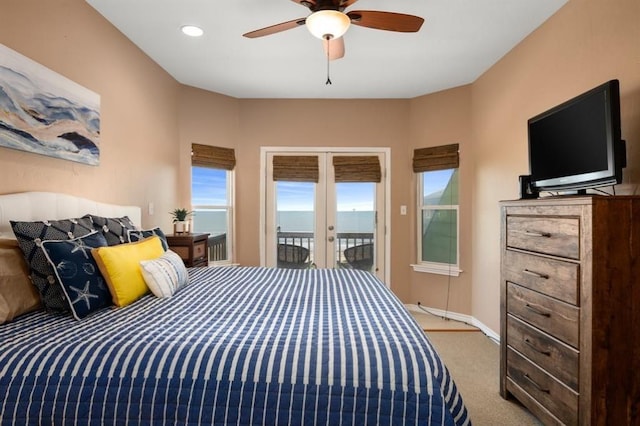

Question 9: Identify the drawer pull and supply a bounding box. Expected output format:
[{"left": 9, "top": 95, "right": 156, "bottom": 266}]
[
  {"left": 524, "top": 338, "right": 551, "bottom": 356},
  {"left": 523, "top": 373, "right": 550, "bottom": 394},
  {"left": 523, "top": 230, "right": 551, "bottom": 238},
  {"left": 522, "top": 269, "right": 549, "bottom": 279},
  {"left": 525, "top": 303, "right": 551, "bottom": 318}
]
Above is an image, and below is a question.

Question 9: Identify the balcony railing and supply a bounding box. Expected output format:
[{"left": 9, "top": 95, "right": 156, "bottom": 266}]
[
  {"left": 206, "top": 232, "right": 375, "bottom": 268},
  {"left": 208, "top": 234, "right": 227, "bottom": 262},
  {"left": 277, "top": 231, "right": 374, "bottom": 268}
]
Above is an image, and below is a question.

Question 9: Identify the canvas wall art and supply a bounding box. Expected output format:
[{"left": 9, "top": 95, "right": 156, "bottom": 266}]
[{"left": 0, "top": 43, "right": 100, "bottom": 166}]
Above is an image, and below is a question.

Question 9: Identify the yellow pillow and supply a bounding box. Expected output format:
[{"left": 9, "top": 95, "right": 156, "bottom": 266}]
[{"left": 92, "top": 236, "right": 164, "bottom": 307}]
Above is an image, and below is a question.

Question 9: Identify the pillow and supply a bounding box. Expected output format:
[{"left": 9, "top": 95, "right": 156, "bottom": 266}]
[
  {"left": 128, "top": 227, "right": 168, "bottom": 251},
  {"left": 91, "top": 236, "right": 165, "bottom": 307},
  {"left": 83, "top": 214, "right": 137, "bottom": 246},
  {"left": 140, "top": 250, "right": 189, "bottom": 298},
  {"left": 41, "top": 232, "right": 111, "bottom": 320},
  {"left": 10, "top": 217, "right": 95, "bottom": 312},
  {"left": 0, "top": 238, "right": 42, "bottom": 324}
]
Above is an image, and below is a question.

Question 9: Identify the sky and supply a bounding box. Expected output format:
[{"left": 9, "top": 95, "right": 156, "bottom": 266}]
[
  {"left": 192, "top": 167, "right": 227, "bottom": 206},
  {"left": 192, "top": 166, "right": 455, "bottom": 210},
  {"left": 276, "top": 181, "right": 375, "bottom": 211}
]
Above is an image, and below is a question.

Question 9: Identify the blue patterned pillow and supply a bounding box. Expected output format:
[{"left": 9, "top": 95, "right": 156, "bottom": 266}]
[
  {"left": 139, "top": 250, "right": 189, "bottom": 298},
  {"left": 127, "top": 227, "right": 168, "bottom": 251},
  {"left": 83, "top": 215, "right": 137, "bottom": 246},
  {"left": 41, "top": 232, "right": 112, "bottom": 320},
  {"left": 10, "top": 217, "right": 95, "bottom": 312}
]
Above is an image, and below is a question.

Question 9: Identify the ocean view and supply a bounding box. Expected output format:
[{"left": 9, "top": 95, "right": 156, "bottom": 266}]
[{"left": 192, "top": 210, "right": 375, "bottom": 235}]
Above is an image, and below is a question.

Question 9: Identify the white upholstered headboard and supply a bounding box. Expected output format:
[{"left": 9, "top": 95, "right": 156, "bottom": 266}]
[{"left": 0, "top": 192, "right": 142, "bottom": 239}]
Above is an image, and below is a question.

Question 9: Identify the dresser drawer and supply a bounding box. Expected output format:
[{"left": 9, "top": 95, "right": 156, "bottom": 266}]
[
  {"left": 507, "top": 282, "right": 579, "bottom": 348},
  {"left": 507, "top": 315, "right": 579, "bottom": 392},
  {"left": 503, "top": 250, "right": 579, "bottom": 305},
  {"left": 507, "top": 348, "right": 578, "bottom": 425},
  {"left": 193, "top": 240, "right": 207, "bottom": 261},
  {"left": 506, "top": 216, "right": 580, "bottom": 259}
]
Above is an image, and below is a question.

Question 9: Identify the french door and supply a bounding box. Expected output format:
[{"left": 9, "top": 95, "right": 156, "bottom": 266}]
[{"left": 261, "top": 148, "right": 388, "bottom": 282}]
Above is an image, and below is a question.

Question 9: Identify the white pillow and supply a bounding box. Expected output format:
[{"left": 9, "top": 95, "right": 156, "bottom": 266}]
[{"left": 139, "top": 250, "right": 189, "bottom": 298}]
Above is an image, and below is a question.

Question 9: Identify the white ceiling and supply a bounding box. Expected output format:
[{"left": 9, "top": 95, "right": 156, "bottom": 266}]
[{"left": 85, "top": 0, "right": 567, "bottom": 99}]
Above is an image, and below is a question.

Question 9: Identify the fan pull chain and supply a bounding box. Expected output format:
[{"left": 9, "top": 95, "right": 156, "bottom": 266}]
[{"left": 325, "top": 35, "right": 332, "bottom": 85}]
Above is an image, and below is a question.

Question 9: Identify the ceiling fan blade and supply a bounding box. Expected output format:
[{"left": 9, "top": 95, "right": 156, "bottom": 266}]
[
  {"left": 243, "top": 18, "right": 306, "bottom": 38},
  {"left": 322, "top": 37, "right": 345, "bottom": 60},
  {"left": 347, "top": 10, "right": 424, "bottom": 32},
  {"left": 339, "top": 0, "right": 360, "bottom": 9}
]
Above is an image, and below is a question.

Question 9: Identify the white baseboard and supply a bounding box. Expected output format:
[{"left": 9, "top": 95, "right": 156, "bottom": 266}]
[{"left": 405, "top": 303, "right": 500, "bottom": 344}]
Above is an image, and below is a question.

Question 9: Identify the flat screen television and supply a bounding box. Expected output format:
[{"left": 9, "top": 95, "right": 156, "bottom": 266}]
[{"left": 528, "top": 79, "right": 625, "bottom": 194}]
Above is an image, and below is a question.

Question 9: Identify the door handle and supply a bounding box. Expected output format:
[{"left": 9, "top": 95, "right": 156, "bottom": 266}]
[
  {"left": 328, "top": 236, "right": 335, "bottom": 242},
  {"left": 328, "top": 225, "right": 334, "bottom": 231}
]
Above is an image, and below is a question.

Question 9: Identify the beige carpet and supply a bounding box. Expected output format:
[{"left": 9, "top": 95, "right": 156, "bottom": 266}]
[{"left": 426, "top": 332, "right": 542, "bottom": 426}]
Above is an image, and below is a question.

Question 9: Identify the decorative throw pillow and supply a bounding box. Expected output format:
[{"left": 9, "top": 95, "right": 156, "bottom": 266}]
[
  {"left": 41, "top": 232, "right": 111, "bottom": 320},
  {"left": 10, "top": 217, "right": 95, "bottom": 312},
  {"left": 127, "top": 227, "right": 168, "bottom": 251},
  {"left": 139, "top": 250, "right": 189, "bottom": 298},
  {"left": 91, "top": 236, "right": 165, "bottom": 307},
  {"left": 0, "top": 238, "right": 42, "bottom": 324},
  {"left": 83, "top": 214, "right": 137, "bottom": 246}
]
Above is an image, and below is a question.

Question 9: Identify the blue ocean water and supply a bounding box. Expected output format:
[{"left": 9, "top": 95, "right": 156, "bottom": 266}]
[{"left": 192, "top": 210, "right": 375, "bottom": 235}]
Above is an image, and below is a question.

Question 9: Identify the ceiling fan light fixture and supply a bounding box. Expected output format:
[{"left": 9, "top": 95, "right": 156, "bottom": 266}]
[{"left": 306, "top": 10, "right": 350, "bottom": 40}]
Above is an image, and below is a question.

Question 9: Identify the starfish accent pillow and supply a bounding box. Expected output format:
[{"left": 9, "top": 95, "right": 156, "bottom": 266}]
[
  {"left": 42, "top": 231, "right": 112, "bottom": 320},
  {"left": 11, "top": 217, "right": 95, "bottom": 312}
]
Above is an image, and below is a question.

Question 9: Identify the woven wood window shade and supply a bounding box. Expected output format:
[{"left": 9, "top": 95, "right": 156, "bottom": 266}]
[
  {"left": 412, "top": 144, "right": 459, "bottom": 173},
  {"left": 191, "top": 144, "right": 236, "bottom": 170},
  {"left": 272, "top": 155, "right": 319, "bottom": 182},
  {"left": 333, "top": 156, "right": 381, "bottom": 183}
]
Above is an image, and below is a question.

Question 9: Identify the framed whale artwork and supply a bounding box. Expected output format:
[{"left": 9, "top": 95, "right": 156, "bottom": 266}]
[{"left": 0, "top": 43, "right": 100, "bottom": 166}]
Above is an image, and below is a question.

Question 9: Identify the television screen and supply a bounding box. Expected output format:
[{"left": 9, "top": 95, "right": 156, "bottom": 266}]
[{"left": 528, "top": 80, "right": 623, "bottom": 193}]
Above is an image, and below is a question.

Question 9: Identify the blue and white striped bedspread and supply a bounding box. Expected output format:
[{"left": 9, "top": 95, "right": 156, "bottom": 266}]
[{"left": 0, "top": 267, "right": 470, "bottom": 425}]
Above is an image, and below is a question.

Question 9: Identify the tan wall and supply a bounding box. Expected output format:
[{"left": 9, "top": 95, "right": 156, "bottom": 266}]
[
  {"left": 178, "top": 86, "right": 240, "bottom": 208},
  {"left": 0, "top": 0, "right": 181, "bottom": 230},
  {"left": 176, "top": 91, "right": 474, "bottom": 304},
  {"left": 235, "top": 99, "right": 413, "bottom": 299},
  {"left": 408, "top": 85, "right": 473, "bottom": 315},
  {"left": 471, "top": 0, "right": 640, "bottom": 332}
]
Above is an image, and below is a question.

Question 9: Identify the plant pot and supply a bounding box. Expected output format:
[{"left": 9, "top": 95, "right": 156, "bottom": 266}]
[{"left": 174, "top": 221, "right": 189, "bottom": 234}]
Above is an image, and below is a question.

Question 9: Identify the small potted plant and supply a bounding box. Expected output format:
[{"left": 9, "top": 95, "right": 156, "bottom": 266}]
[{"left": 170, "top": 208, "right": 193, "bottom": 234}]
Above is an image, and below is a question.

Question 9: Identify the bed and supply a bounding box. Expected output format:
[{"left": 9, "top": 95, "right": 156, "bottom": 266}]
[{"left": 0, "top": 192, "right": 471, "bottom": 425}]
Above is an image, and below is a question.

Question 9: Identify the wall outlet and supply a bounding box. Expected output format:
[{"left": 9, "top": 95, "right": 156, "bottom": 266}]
[
  {"left": 400, "top": 205, "right": 407, "bottom": 215},
  {"left": 148, "top": 202, "right": 154, "bottom": 215}
]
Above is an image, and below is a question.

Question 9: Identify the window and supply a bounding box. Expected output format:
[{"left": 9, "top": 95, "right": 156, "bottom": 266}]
[
  {"left": 412, "top": 144, "right": 460, "bottom": 276},
  {"left": 191, "top": 144, "right": 235, "bottom": 264}
]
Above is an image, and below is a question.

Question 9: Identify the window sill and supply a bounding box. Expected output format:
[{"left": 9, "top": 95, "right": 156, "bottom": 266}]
[{"left": 411, "top": 263, "right": 462, "bottom": 277}]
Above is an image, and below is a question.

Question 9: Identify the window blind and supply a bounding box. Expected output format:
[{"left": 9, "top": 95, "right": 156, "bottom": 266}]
[
  {"left": 272, "top": 155, "right": 319, "bottom": 182},
  {"left": 412, "top": 144, "right": 459, "bottom": 173},
  {"left": 332, "top": 156, "right": 381, "bottom": 183},
  {"left": 191, "top": 144, "right": 236, "bottom": 170}
]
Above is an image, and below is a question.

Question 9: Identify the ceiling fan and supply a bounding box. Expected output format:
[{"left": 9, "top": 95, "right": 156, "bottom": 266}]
[{"left": 242, "top": 0, "right": 424, "bottom": 61}]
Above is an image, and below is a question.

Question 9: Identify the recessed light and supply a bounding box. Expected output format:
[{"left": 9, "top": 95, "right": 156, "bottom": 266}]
[{"left": 181, "top": 25, "right": 204, "bottom": 37}]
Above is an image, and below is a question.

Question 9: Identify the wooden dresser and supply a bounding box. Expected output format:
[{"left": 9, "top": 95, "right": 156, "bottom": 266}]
[
  {"left": 500, "top": 196, "right": 639, "bottom": 425},
  {"left": 166, "top": 233, "right": 209, "bottom": 267}
]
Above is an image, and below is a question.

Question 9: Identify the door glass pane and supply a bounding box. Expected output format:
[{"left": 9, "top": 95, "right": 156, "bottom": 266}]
[
  {"left": 192, "top": 166, "right": 228, "bottom": 261},
  {"left": 335, "top": 182, "right": 375, "bottom": 272},
  {"left": 276, "top": 181, "right": 315, "bottom": 269}
]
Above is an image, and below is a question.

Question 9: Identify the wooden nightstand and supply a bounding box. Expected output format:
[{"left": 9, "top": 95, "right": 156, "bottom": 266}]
[{"left": 166, "top": 233, "right": 209, "bottom": 267}]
